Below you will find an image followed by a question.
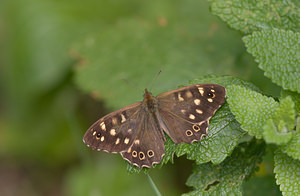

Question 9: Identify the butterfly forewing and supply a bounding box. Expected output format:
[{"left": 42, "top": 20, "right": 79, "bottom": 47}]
[
  {"left": 83, "top": 102, "right": 142, "bottom": 153},
  {"left": 156, "top": 84, "right": 226, "bottom": 144}
]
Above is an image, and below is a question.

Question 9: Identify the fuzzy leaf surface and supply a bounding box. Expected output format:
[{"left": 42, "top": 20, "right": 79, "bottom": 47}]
[
  {"left": 274, "top": 150, "right": 300, "bottom": 196},
  {"left": 243, "top": 29, "right": 300, "bottom": 93}
]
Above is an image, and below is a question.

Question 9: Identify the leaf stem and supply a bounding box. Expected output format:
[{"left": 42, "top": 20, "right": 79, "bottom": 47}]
[{"left": 146, "top": 174, "right": 162, "bottom": 196}]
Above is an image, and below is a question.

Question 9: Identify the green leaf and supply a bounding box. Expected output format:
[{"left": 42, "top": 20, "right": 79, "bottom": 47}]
[
  {"left": 281, "top": 90, "right": 300, "bottom": 114},
  {"left": 274, "top": 150, "right": 300, "bottom": 196},
  {"left": 183, "top": 139, "right": 266, "bottom": 196},
  {"left": 262, "top": 96, "right": 296, "bottom": 144},
  {"left": 74, "top": 0, "right": 250, "bottom": 110},
  {"left": 243, "top": 29, "right": 300, "bottom": 93},
  {"left": 280, "top": 131, "right": 300, "bottom": 161},
  {"left": 274, "top": 96, "right": 296, "bottom": 131},
  {"left": 263, "top": 119, "right": 293, "bottom": 144},
  {"left": 227, "top": 85, "right": 279, "bottom": 138},
  {"left": 209, "top": 0, "right": 300, "bottom": 34}
]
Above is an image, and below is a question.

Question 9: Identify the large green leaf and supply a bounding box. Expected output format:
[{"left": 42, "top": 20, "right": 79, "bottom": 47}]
[
  {"left": 209, "top": 0, "right": 300, "bottom": 34},
  {"left": 227, "top": 85, "right": 279, "bottom": 138},
  {"left": 243, "top": 29, "right": 300, "bottom": 93},
  {"left": 183, "top": 139, "right": 266, "bottom": 196}
]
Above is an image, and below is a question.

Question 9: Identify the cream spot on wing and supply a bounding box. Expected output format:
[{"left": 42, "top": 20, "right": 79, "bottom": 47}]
[
  {"left": 124, "top": 138, "right": 130, "bottom": 144},
  {"left": 211, "top": 89, "right": 215, "bottom": 92},
  {"left": 100, "top": 122, "right": 106, "bottom": 131},
  {"left": 127, "top": 146, "right": 132, "bottom": 153},
  {"left": 110, "top": 129, "right": 116, "bottom": 136},
  {"left": 181, "top": 109, "right": 186, "bottom": 114},
  {"left": 194, "top": 99, "right": 201, "bottom": 105},
  {"left": 196, "top": 109, "right": 203, "bottom": 114},
  {"left": 198, "top": 87, "right": 204, "bottom": 96},
  {"left": 178, "top": 93, "right": 184, "bottom": 101},
  {"left": 121, "top": 114, "right": 126, "bottom": 123},
  {"left": 112, "top": 117, "right": 118, "bottom": 125},
  {"left": 186, "top": 91, "right": 193, "bottom": 98},
  {"left": 128, "top": 129, "right": 132, "bottom": 133},
  {"left": 100, "top": 136, "right": 105, "bottom": 142},
  {"left": 115, "top": 138, "right": 120, "bottom": 144},
  {"left": 207, "top": 98, "right": 213, "bottom": 102},
  {"left": 134, "top": 139, "right": 140, "bottom": 145},
  {"left": 127, "top": 146, "right": 131, "bottom": 153},
  {"left": 198, "top": 121, "right": 205, "bottom": 126},
  {"left": 93, "top": 131, "right": 97, "bottom": 136},
  {"left": 189, "top": 114, "right": 195, "bottom": 120}
]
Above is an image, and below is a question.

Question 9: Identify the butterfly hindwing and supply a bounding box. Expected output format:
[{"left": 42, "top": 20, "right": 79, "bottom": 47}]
[
  {"left": 121, "top": 111, "right": 165, "bottom": 168},
  {"left": 83, "top": 102, "right": 142, "bottom": 153},
  {"left": 156, "top": 84, "right": 226, "bottom": 144}
]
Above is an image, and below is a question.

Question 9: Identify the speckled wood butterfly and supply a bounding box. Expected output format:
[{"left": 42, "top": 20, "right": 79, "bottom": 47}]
[{"left": 83, "top": 84, "right": 226, "bottom": 168}]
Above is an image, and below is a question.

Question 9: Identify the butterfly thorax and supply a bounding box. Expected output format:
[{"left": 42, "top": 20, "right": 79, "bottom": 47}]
[{"left": 143, "top": 89, "right": 158, "bottom": 113}]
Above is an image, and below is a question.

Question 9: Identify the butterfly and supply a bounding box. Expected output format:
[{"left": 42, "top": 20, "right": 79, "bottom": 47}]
[{"left": 83, "top": 84, "right": 226, "bottom": 168}]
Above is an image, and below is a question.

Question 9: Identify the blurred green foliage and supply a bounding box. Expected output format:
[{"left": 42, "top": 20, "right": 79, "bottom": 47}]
[{"left": 0, "top": 0, "right": 299, "bottom": 195}]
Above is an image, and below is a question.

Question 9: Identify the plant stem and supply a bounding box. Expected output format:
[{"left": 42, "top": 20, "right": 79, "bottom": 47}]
[{"left": 146, "top": 174, "right": 162, "bottom": 196}]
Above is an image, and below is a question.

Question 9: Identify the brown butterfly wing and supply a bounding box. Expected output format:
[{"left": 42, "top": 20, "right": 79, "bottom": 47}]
[
  {"left": 83, "top": 102, "right": 143, "bottom": 153},
  {"left": 121, "top": 111, "right": 166, "bottom": 168},
  {"left": 156, "top": 84, "right": 226, "bottom": 144},
  {"left": 83, "top": 100, "right": 166, "bottom": 168}
]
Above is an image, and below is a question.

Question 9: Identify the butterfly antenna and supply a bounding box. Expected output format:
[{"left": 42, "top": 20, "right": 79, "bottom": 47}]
[
  {"left": 149, "top": 68, "right": 163, "bottom": 91},
  {"left": 122, "top": 78, "right": 143, "bottom": 92}
]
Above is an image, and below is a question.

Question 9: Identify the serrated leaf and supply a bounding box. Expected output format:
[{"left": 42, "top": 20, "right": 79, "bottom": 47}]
[
  {"left": 209, "top": 0, "right": 300, "bottom": 34},
  {"left": 243, "top": 29, "right": 300, "bottom": 93},
  {"left": 227, "top": 85, "right": 279, "bottom": 138},
  {"left": 183, "top": 140, "right": 266, "bottom": 196},
  {"left": 281, "top": 90, "right": 300, "bottom": 114},
  {"left": 263, "top": 119, "right": 293, "bottom": 144},
  {"left": 262, "top": 96, "right": 296, "bottom": 144},
  {"left": 280, "top": 131, "right": 300, "bottom": 161},
  {"left": 274, "top": 96, "right": 296, "bottom": 131},
  {"left": 274, "top": 150, "right": 300, "bottom": 196}
]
